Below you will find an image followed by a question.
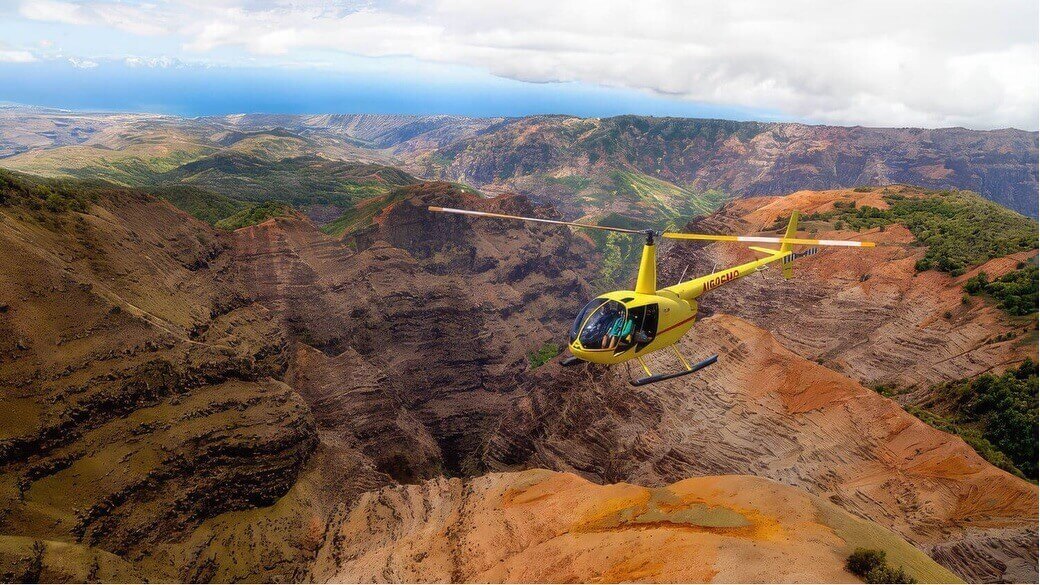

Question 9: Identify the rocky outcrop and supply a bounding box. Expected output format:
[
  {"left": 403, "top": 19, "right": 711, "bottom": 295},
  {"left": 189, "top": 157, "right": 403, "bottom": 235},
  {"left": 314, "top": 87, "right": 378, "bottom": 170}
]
[
  {"left": 309, "top": 469, "right": 961, "bottom": 583},
  {"left": 485, "top": 315, "right": 1038, "bottom": 583}
]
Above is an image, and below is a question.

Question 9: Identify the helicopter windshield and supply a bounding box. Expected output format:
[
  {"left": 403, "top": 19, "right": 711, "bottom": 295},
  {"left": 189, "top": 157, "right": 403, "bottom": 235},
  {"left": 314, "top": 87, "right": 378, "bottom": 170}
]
[
  {"left": 570, "top": 298, "right": 607, "bottom": 342},
  {"left": 571, "top": 299, "right": 661, "bottom": 353},
  {"left": 575, "top": 300, "right": 630, "bottom": 350}
]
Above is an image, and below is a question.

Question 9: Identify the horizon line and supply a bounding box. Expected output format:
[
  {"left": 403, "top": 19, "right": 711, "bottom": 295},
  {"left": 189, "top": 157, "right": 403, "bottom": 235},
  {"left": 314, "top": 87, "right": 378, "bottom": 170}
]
[{"left": 2, "top": 102, "right": 1036, "bottom": 135}]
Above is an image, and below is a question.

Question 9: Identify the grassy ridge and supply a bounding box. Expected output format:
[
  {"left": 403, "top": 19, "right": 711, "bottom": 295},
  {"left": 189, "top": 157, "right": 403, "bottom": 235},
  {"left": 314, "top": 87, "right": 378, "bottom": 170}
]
[
  {"left": 563, "top": 170, "right": 730, "bottom": 287},
  {"left": 161, "top": 154, "right": 417, "bottom": 206},
  {"left": 322, "top": 188, "right": 412, "bottom": 236},
  {"left": 0, "top": 168, "right": 98, "bottom": 213},
  {"left": 214, "top": 201, "right": 295, "bottom": 230},
  {"left": 610, "top": 170, "right": 728, "bottom": 218},
  {"left": 151, "top": 185, "right": 249, "bottom": 225}
]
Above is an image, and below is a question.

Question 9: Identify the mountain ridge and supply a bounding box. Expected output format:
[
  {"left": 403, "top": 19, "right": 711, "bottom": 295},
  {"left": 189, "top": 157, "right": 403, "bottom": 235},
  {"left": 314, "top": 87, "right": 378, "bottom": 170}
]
[{"left": 2, "top": 107, "right": 1037, "bottom": 220}]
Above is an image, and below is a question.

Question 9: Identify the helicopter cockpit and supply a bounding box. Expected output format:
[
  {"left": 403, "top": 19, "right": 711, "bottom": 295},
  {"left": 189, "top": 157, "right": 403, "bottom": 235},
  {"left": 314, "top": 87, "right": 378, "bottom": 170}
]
[{"left": 570, "top": 298, "right": 659, "bottom": 354}]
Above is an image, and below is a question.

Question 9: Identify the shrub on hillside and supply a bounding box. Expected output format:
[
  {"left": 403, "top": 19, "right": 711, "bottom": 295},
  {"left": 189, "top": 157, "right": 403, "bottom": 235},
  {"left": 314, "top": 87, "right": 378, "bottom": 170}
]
[
  {"left": 846, "top": 548, "right": 916, "bottom": 584},
  {"left": 963, "top": 264, "right": 1038, "bottom": 316},
  {"left": 0, "top": 168, "right": 96, "bottom": 213},
  {"left": 916, "top": 360, "right": 1040, "bottom": 479},
  {"left": 846, "top": 548, "right": 886, "bottom": 576},
  {"left": 527, "top": 342, "right": 562, "bottom": 368}
]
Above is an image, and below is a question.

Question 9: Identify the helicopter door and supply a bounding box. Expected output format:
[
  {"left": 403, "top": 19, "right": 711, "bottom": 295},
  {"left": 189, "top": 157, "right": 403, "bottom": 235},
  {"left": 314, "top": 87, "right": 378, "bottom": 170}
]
[
  {"left": 600, "top": 303, "right": 659, "bottom": 355},
  {"left": 625, "top": 304, "right": 659, "bottom": 353}
]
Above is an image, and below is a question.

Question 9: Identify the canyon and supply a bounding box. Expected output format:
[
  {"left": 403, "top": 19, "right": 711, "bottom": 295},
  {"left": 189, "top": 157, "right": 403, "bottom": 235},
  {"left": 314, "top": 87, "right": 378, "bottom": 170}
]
[{"left": 0, "top": 168, "right": 1036, "bottom": 582}]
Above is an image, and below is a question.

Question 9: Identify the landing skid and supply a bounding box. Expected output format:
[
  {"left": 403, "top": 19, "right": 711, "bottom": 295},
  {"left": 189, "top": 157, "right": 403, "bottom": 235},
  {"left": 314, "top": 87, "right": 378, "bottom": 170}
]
[
  {"left": 560, "top": 355, "right": 583, "bottom": 366},
  {"left": 631, "top": 351, "right": 718, "bottom": 387}
]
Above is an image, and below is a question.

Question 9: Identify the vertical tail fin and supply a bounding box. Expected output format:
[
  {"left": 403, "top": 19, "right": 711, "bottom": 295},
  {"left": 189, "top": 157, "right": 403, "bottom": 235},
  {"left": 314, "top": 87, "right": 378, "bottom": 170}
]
[
  {"left": 779, "top": 211, "right": 800, "bottom": 279},
  {"left": 779, "top": 211, "right": 800, "bottom": 253}
]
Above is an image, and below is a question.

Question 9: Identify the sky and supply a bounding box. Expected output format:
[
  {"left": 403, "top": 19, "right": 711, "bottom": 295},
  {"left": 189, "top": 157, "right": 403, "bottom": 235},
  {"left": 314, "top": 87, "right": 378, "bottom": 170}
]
[{"left": 1, "top": 0, "right": 1037, "bottom": 130}]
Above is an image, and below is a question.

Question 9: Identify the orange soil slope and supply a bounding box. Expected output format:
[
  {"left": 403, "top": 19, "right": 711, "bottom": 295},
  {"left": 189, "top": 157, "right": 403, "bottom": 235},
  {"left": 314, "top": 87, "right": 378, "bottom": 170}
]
[
  {"left": 309, "top": 469, "right": 960, "bottom": 583},
  {"left": 486, "top": 314, "right": 1038, "bottom": 582}
]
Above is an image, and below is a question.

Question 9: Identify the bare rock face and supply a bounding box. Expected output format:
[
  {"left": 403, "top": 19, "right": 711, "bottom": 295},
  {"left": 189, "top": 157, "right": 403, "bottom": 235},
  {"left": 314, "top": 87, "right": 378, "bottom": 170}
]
[
  {"left": 309, "top": 469, "right": 960, "bottom": 583},
  {"left": 231, "top": 182, "right": 596, "bottom": 481},
  {"left": 657, "top": 186, "right": 1037, "bottom": 388},
  {"left": 0, "top": 188, "right": 318, "bottom": 580},
  {"left": 485, "top": 315, "right": 1038, "bottom": 583}
]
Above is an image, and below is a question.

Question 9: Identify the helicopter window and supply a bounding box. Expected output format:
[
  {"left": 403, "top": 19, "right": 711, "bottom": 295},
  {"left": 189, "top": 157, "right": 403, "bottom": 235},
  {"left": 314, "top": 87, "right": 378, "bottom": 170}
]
[
  {"left": 577, "top": 300, "right": 629, "bottom": 350},
  {"left": 571, "top": 298, "right": 609, "bottom": 342},
  {"left": 629, "top": 304, "right": 659, "bottom": 348}
]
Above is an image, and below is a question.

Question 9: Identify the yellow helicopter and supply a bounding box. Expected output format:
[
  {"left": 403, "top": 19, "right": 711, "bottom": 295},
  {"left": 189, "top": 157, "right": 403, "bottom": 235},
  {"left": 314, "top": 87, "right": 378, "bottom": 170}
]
[{"left": 430, "top": 205, "right": 875, "bottom": 386}]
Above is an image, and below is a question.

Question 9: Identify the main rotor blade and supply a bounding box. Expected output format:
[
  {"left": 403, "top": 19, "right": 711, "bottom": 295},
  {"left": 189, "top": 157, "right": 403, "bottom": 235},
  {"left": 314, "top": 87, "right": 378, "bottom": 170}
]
[
  {"left": 661, "top": 232, "right": 876, "bottom": 247},
  {"left": 429, "top": 206, "right": 644, "bottom": 234}
]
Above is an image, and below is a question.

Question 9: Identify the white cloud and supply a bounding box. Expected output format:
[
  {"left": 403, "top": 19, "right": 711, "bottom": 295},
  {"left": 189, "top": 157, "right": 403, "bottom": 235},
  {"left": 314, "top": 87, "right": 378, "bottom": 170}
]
[
  {"left": 68, "top": 56, "right": 98, "bottom": 68},
  {"left": 125, "top": 55, "right": 181, "bottom": 68},
  {"left": 19, "top": 0, "right": 92, "bottom": 25},
  {"left": 0, "top": 49, "right": 37, "bottom": 63},
  {"left": 15, "top": 0, "right": 1040, "bottom": 129},
  {"left": 19, "top": 0, "right": 168, "bottom": 34}
]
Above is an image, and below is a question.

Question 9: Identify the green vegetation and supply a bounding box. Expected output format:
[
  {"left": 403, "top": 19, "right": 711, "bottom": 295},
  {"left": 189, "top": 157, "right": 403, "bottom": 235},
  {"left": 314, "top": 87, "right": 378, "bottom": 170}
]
[
  {"left": 610, "top": 170, "right": 728, "bottom": 218},
  {"left": 3, "top": 130, "right": 420, "bottom": 228},
  {"left": 163, "top": 154, "right": 417, "bottom": 207},
  {"left": 151, "top": 185, "right": 249, "bottom": 225},
  {"left": 214, "top": 201, "right": 294, "bottom": 230},
  {"left": 904, "top": 405, "right": 1022, "bottom": 478},
  {"left": 907, "top": 361, "right": 1038, "bottom": 479},
  {"left": 527, "top": 342, "right": 562, "bottom": 368},
  {"left": 0, "top": 168, "right": 98, "bottom": 213},
  {"left": 773, "top": 190, "right": 1037, "bottom": 276},
  {"left": 1, "top": 141, "right": 215, "bottom": 188},
  {"left": 582, "top": 213, "right": 647, "bottom": 288},
  {"left": 871, "top": 383, "right": 901, "bottom": 398},
  {"left": 544, "top": 174, "right": 592, "bottom": 191},
  {"left": 963, "top": 262, "right": 1038, "bottom": 316},
  {"left": 572, "top": 172, "right": 729, "bottom": 287},
  {"left": 846, "top": 548, "right": 917, "bottom": 584},
  {"left": 323, "top": 187, "right": 412, "bottom": 236},
  {"left": 597, "top": 230, "right": 644, "bottom": 289}
]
